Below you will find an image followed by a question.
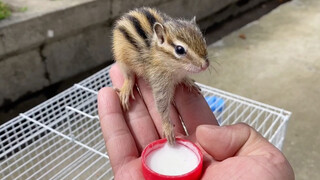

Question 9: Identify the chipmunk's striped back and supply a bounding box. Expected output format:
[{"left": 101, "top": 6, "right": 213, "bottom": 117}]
[{"left": 112, "top": 7, "right": 168, "bottom": 66}]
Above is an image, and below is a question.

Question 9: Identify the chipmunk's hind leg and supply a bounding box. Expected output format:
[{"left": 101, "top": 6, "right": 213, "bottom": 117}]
[
  {"left": 118, "top": 63, "right": 135, "bottom": 111},
  {"left": 152, "top": 81, "right": 176, "bottom": 144}
]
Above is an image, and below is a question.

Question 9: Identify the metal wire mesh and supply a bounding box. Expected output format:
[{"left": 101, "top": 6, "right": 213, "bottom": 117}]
[{"left": 0, "top": 65, "right": 291, "bottom": 179}]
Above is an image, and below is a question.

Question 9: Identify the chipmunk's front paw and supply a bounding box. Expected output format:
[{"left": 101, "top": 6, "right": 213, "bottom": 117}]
[
  {"left": 163, "top": 121, "right": 175, "bottom": 145},
  {"left": 182, "top": 78, "right": 201, "bottom": 95}
]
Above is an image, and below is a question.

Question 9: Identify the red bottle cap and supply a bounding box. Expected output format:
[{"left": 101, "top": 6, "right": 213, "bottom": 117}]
[{"left": 141, "top": 138, "right": 203, "bottom": 180}]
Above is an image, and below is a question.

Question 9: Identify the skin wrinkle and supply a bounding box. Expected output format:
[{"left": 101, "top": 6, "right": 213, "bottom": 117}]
[
  {"left": 126, "top": 107, "right": 150, "bottom": 124},
  {"left": 232, "top": 158, "right": 255, "bottom": 180},
  {"left": 106, "top": 127, "right": 133, "bottom": 147},
  {"left": 244, "top": 156, "right": 277, "bottom": 179},
  {"left": 245, "top": 139, "right": 269, "bottom": 156},
  {"left": 222, "top": 128, "right": 238, "bottom": 159},
  {"left": 98, "top": 104, "right": 123, "bottom": 121},
  {"left": 236, "top": 126, "right": 271, "bottom": 157},
  {"left": 115, "top": 157, "right": 141, "bottom": 179},
  {"left": 205, "top": 158, "right": 238, "bottom": 179},
  {"left": 229, "top": 124, "right": 251, "bottom": 157},
  {"left": 233, "top": 123, "right": 255, "bottom": 156}
]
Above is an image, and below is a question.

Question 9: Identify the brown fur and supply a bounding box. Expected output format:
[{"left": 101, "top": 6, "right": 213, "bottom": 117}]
[{"left": 112, "top": 7, "right": 209, "bottom": 144}]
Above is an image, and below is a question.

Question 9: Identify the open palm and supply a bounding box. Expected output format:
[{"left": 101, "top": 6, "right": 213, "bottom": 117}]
[{"left": 98, "top": 64, "right": 294, "bottom": 180}]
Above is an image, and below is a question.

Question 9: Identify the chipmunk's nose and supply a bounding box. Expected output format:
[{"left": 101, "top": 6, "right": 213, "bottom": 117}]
[{"left": 201, "top": 58, "right": 209, "bottom": 70}]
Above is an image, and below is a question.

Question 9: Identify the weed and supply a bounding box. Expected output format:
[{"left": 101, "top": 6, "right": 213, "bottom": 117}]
[{"left": 0, "top": 0, "right": 11, "bottom": 20}]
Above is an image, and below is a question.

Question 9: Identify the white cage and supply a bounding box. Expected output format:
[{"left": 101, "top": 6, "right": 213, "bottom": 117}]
[{"left": 0, "top": 65, "right": 291, "bottom": 179}]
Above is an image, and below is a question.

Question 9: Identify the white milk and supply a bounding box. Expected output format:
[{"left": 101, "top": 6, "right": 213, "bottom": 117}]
[{"left": 146, "top": 142, "right": 199, "bottom": 176}]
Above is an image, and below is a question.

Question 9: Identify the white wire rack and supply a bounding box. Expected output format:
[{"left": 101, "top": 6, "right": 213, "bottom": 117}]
[{"left": 0, "top": 65, "right": 291, "bottom": 179}]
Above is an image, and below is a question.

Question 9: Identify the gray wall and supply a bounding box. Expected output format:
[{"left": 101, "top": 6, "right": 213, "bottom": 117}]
[{"left": 0, "top": 0, "right": 268, "bottom": 107}]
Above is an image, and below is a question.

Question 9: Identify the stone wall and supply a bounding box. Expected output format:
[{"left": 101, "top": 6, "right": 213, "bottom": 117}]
[{"left": 0, "top": 0, "right": 268, "bottom": 107}]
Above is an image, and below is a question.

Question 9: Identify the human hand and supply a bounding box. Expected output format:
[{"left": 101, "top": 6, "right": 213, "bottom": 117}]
[
  {"left": 195, "top": 124, "right": 294, "bottom": 179},
  {"left": 98, "top": 63, "right": 294, "bottom": 180}
]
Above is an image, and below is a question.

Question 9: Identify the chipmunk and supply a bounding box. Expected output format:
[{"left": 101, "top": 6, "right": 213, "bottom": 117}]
[{"left": 112, "top": 7, "right": 209, "bottom": 144}]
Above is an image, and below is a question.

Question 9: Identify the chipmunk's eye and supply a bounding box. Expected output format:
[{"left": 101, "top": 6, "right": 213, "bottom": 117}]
[{"left": 175, "top": 45, "right": 186, "bottom": 55}]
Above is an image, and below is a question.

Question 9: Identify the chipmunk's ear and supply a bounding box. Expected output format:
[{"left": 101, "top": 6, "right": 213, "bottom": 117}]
[
  {"left": 191, "top": 16, "right": 197, "bottom": 24},
  {"left": 153, "top": 22, "right": 165, "bottom": 45}
]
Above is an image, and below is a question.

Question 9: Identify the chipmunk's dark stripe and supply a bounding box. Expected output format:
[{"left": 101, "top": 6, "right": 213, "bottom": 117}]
[
  {"left": 118, "top": 27, "right": 139, "bottom": 49},
  {"left": 127, "top": 15, "right": 149, "bottom": 47},
  {"left": 168, "top": 41, "right": 175, "bottom": 48},
  {"left": 163, "top": 49, "right": 177, "bottom": 60},
  {"left": 140, "top": 9, "right": 157, "bottom": 29}
]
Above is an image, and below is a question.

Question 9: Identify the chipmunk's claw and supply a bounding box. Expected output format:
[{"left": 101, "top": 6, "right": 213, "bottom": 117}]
[
  {"left": 114, "top": 87, "right": 120, "bottom": 93},
  {"left": 117, "top": 87, "right": 135, "bottom": 111},
  {"left": 182, "top": 78, "right": 201, "bottom": 95},
  {"left": 119, "top": 91, "right": 130, "bottom": 111}
]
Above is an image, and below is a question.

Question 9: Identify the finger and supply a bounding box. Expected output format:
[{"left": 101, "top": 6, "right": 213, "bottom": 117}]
[
  {"left": 174, "top": 85, "right": 218, "bottom": 135},
  {"left": 109, "top": 64, "right": 159, "bottom": 152},
  {"left": 98, "top": 87, "right": 138, "bottom": 173},
  {"left": 114, "top": 159, "right": 144, "bottom": 180},
  {"left": 197, "top": 124, "right": 295, "bottom": 180},
  {"left": 109, "top": 63, "right": 126, "bottom": 89},
  {"left": 137, "top": 78, "right": 186, "bottom": 137},
  {"left": 196, "top": 123, "right": 270, "bottom": 161}
]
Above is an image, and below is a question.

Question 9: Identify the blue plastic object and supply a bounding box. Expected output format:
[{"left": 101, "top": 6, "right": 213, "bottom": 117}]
[{"left": 205, "top": 96, "right": 224, "bottom": 113}]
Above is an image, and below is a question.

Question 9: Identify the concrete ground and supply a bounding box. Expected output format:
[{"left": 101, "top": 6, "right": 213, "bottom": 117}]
[{"left": 192, "top": 0, "right": 320, "bottom": 179}]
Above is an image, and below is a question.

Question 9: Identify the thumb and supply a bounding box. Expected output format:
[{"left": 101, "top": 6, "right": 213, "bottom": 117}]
[{"left": 196, "top": 123, "right": 257, "bottom": 161}]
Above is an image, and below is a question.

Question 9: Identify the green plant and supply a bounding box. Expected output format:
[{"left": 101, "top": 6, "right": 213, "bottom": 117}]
[
  {"left": 19, "top": 6, "right": 28, "bottom": 13},
  {"left": 0, "top": 1, "right": 11, "bottom": 20}
]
